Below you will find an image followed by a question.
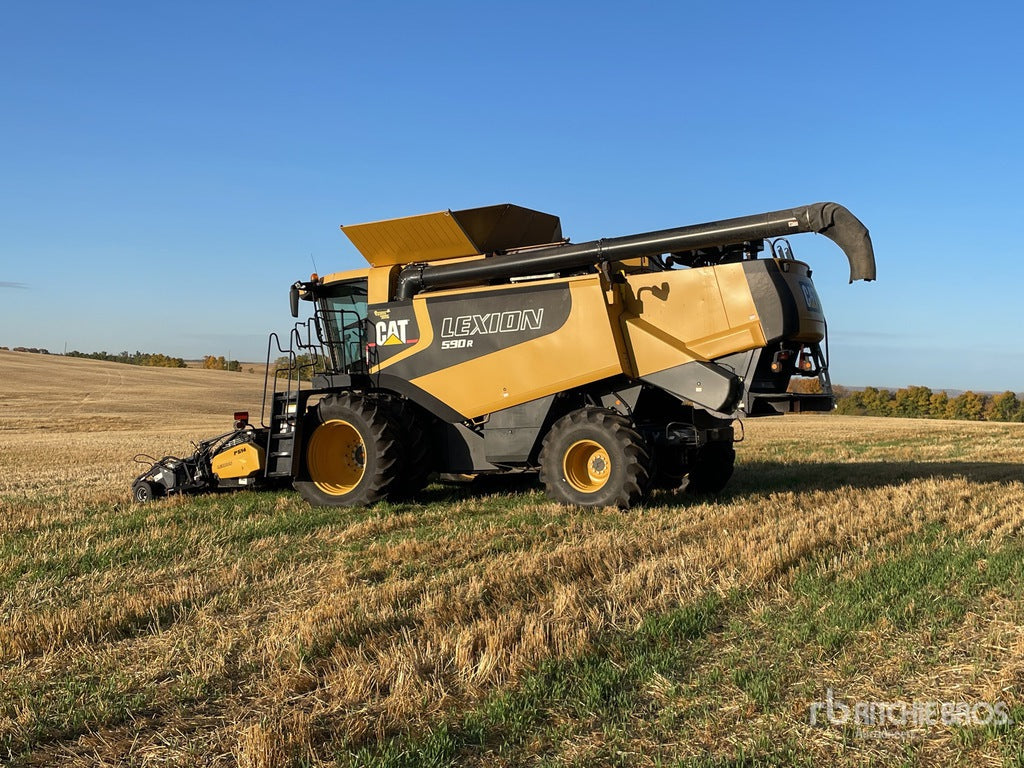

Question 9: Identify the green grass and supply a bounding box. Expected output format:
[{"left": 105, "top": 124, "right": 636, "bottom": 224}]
[
  {"left": 6, "top": 509, "right": 1022, "bottom": 767},
  {"left": 339, "top": 528, "right": 1024, "bottom": 767},
  {"left": 785, "top": 527, "right": 1024, "bottom": 652},
  {"left": 5, "top": 414, "right": 1024, "bottom": 766},
  {"left": 1, "top": 662, "right": 158, "bottom": 756},
  {"left": 341, "top": 593, "right": 723, "bottom": 768}
]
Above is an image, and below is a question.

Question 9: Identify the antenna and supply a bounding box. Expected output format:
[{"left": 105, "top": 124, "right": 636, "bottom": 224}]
[{"left": 310, "top": 253, "right": 320, "bottom": 275}]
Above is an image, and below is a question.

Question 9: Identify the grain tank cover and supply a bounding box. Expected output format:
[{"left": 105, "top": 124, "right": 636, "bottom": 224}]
[{"left": 340, "top": 204, "right": 562, "bottom": 267}]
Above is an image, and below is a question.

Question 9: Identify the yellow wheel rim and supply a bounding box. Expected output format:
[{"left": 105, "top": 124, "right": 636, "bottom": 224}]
[
  {"left": 563, "top": 439, "right": 611, "bottom": 493},
  {"left": 307, "top": 419, "right": 365, "bottom": 495}
]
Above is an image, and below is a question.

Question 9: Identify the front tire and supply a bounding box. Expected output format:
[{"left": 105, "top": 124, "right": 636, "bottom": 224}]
[
  {"left": 132, "top": 481, "right": 158, "bottom": 503},
  {"left": 294, "top": 394, "right": 401, "bottom": 507},
  {"left": 539, "top": 408, "right": 650, "bottom": 508}
]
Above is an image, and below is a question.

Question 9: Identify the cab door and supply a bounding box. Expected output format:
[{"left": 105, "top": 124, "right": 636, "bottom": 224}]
[{"left": 318, "top": 279, "right": 369, "bottom": 373}]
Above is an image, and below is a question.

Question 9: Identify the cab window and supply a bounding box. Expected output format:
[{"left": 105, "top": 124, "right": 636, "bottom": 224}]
[{"left": 320, "top": 280, "right": 368, "bottom": 371}]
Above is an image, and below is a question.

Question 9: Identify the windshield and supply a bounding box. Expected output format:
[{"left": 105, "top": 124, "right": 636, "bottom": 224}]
[{"left": 320, "top": 280, "right": 368, "bottom": 371}]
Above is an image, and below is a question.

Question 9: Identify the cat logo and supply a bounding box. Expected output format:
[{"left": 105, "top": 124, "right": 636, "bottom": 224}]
[
  {"left": 798, "top": 280, "right": 822, "bottom": 313},
  {"left": 375, "top": 319, "right": 416, "bottom": 346}
]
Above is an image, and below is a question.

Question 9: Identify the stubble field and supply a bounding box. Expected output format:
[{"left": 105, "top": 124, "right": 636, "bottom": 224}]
[{"left": 2, "top": 349, "right": 1023, "bottom": 767}]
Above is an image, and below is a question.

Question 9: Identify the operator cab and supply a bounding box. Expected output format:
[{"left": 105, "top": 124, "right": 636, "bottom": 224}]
[
  {"left": 290, "top": 271, "right": 371, "bottom": 375},
  {"left": 317, "top": 278, "right": 368, "bottom": 373}
]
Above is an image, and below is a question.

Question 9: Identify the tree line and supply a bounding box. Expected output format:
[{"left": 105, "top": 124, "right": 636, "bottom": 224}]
[
  {"left": 64, "top": 350, "right": 187, "bottom": 367},
  {"left": 835, "top": 385, "right": 1024, "bottom": 422},
  {"left": 273, "top": 353, "right": 327, "bottom": 380},
  {"left": 201, "top": 355, "right": 242, "bottom": 372},
  {"left": 2, "top": 346, "right": 51, "bottom": 353},
  {"left": 4, "top": 346, "right": 249, "bottom": 371}
]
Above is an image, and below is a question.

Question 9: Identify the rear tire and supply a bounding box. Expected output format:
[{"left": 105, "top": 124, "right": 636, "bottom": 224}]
[
  {"left": 539, "top": 408, "right": 650, "bottom": 508},
  {"left": 294, "top": 394, "right": 401, "bottom": 507},
  {"left": 684, "top": 440, "right": 735, "bottom": 495},
  {"left": 651, "top": 446, "right": 688, "bottom": 490}
]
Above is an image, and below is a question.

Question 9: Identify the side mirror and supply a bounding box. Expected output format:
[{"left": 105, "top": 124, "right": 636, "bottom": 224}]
[{"left": 289, "top": 283, "right": 300, "bottom": 318}]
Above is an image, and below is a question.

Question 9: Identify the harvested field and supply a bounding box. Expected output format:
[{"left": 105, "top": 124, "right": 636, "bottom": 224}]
[{"left": 1, "top": 350, "right": 1023, "bottom": 766}]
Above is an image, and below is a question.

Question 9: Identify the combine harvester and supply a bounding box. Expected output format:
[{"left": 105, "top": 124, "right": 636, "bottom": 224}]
[{"left": 133, "top": 202, "right": 874, "bottom": 507}]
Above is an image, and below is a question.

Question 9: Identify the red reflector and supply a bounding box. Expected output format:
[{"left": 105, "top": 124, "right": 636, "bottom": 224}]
[{"left": 234, "top": 412, "right": 249, "bottom": 422}]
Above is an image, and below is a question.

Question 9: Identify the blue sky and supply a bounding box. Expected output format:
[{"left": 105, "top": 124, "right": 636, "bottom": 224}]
[{"left": 1, "top": 1, "right": 1022, "bottom": 390}]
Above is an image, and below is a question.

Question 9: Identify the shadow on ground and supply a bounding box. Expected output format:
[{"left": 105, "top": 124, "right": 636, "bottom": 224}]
[
  {"left": 408, "top": 460, "right": 1024, "bottom": 507},
  {"left": 727, "top": 460, "right": 1023, "bottom": 496}
]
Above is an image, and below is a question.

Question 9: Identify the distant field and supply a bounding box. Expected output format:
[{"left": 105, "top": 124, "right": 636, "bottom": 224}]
[
  {"left": 2, "top": 350, "right": 1023, "bottom": 766},
  {"left": 0, "top": 351, "right": 270, "bottom": 499}
]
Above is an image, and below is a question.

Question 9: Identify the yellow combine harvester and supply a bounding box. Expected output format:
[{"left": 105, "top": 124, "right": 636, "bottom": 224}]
[{"left": 135, "top": 202, "right": 875, "bottom": 507}]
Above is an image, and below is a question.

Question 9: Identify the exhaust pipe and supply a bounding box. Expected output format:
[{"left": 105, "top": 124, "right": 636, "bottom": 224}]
[{"left": 395, "top": 202, "right": 875, "bottom": 300}]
